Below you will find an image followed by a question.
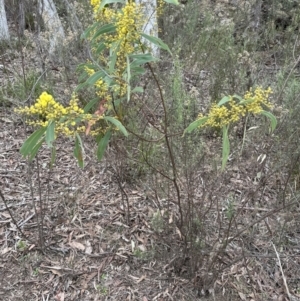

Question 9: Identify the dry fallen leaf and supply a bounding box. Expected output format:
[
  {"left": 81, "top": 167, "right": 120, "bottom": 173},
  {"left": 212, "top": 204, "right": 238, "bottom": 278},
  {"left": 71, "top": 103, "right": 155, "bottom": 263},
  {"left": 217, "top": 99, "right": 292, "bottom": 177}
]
[
  {"left": 50, "top": 269, "right": 63, "bottom": 277},
  {"left": 176, "top": 227, "right": 182, "bottom": 240},
  {"left": 238, "top": 292, "right": 247, "bottom": 301},
  {"left": 169, "top": 212, "right": 173, "bottom": 224},
  {"left": 138, "top": 244, "right": 147, "bottom": 251},
  {"left": 55, "top": 291, "right": 64, "bottom": 301},
  {"left": 137, "top": 275, "right": 146, "bottom": 283},
  {"left": 68, "top": 241, "right": 85, "bottom": 251},
  {"left": 85, "top": 99, "right": 107, "bottom": 135},
  {"left": 1, "top": 247, "right": 11, "bottom": 255},
  {"left": 85, "top": 240, "right": 93, "bottom": 254},
  {"left": 1, "top": 212, "right": 11, "bottom": 219},
  {"left": 81, "top": 272, "right": 97, "bottom": 290}
]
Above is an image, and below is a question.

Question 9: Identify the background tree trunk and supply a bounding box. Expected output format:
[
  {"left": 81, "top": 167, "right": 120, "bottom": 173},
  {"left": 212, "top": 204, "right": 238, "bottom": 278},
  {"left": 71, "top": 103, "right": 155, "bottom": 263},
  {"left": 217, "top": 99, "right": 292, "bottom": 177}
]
[
  {"left": 0, "top": 0, "right": 9, "bottom": 40},
  {"left": 38, "top": 0, "right": 65, "bottom": 57},
  {"left": 137, "top": 0, "right": 159, "bottom": 57},
  {"left": 17, "top": 0, "right": 25, "bottom": 37}
]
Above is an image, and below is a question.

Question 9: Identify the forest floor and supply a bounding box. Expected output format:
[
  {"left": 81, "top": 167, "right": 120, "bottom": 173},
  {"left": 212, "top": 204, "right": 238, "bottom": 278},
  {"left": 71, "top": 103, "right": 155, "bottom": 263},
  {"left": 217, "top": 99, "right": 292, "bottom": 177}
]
[{"left": 0, "top": 107, "right": 209, "bottom": 301}]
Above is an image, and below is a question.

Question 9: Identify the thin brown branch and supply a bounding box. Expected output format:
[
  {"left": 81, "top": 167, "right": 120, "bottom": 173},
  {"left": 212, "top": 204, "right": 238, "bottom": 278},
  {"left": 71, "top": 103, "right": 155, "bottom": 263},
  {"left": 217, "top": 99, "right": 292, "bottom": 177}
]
[{"left": 0, "top": 189, "right": 31, "bottom": 243}]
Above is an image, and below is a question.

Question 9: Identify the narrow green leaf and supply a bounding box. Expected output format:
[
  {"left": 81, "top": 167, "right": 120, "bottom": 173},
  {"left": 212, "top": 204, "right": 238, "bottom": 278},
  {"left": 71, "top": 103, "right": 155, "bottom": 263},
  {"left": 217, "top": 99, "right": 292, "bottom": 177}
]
[
  {"left": 109, "top": 53, "right": 117, "bottom": 73},
  {"left": 126, "top": 55, "right": 131, "bottom": 102},
  {"left": 104, "top": 75, "right": 114, "bottom": 86},
  {"left": 50, "top": 146, "right": 56, "bottom": 168},
  {"left": 112, "top": 96, "right": 126, "bottom": 107},
  {"left": 46, "top": 121, "right": 55, "bottom": 147},
  {"left": 261, "top": 110, "right": 277, "bottom": 132},
  {"left": 217, "top": 96, "right": 230, "bottom": 107},
  {"left": 239, "top": 98, "right": 254, "bottom": 105},
  {"left": 163, "top": 0, "right": 179, "bottom": 4},
  {"left": 95, "top": 43, "right": 106, "bottom": 55},
  {"left": 79, "top": 62, "right": 97, "bottom": 72},
  {"left": 127, "top": 84, "right": 131, "bottom": 102},
  {"left": 104, "top": 116, "right": 128, "bottom": 137},
  {"left": 81, "top": 23, "right": 97, "bottom": 40},
  {"left": 221, "top": 126, "right": 230, "bottom": 171},
  {"left": 141, "top": 33, "right": 172, "bottom": 55},
  {"left": 77, "top": 62, "right": 89, "bottom": 70},
  {"left": 75, "top": 82, "right": 88, "bottom": 92},
  {"left": 84, "top": 98, "right": 99, "bottom": 113},
  {"left": 126, "top": 55, "right": 131, "bottom": 82},
  {"left": 184, "top": 117, "right": 209, "bottom": 134},
  {"left": 130, "top": 53, "right": 157, "bottom": 65},
  {"left": 95, "top": 132, "right": 104, "bottom": 144},
  {"left": 78, "top": 73, "right": 88, "bottom": 83},
  {"left": 20, "top": 127, "right": 47, "bottom": 156},
  {"left": 77, "top": 63, "right": 95, "bottom": 82},
  {"left": 74, "top": 133, "right": 84, "bottom": 168},
  {"left": 100, "top": 0, "right": 125, "bottom": 9},
  {"left": 92, "top": 24, "right": 116, "bottom": 40},
  {"left": 129, "top": 66, "right": 145, "bottom": 76},
  {"left": 232, "top": 94, "right": 243, "bottom": 102},
  {"left": 86, "top": 70, "right": 105, "bottom": 86},
  {"left": 109, "top": 40, "right": 120, "bottom": 73},
  {"left": 28, "top": 138, "right": 45, "bottom": 162},
  {"left": 97, "top": 130, "right": 112, "bottom": 161},
  {"left": 132, "top": 86, "right": 144, "bottom": 93}
]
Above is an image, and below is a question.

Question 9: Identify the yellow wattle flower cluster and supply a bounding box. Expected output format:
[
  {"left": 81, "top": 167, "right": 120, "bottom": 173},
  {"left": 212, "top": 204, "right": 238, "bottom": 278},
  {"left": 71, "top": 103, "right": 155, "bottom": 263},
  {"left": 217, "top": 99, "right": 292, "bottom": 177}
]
[
  {"left": 243, "top": 86, "right": 272, "bottom": 113},
  {"left": 15, "top": 92, "right": 67, "bottom": 128},
  {"left": 90, "top": 0, "right": 101, "bottom": 16},
  {"left": 89, "top": 0, "right": 144, "bottom": 97},
  {"left": 205, "top": 97, "right": 246, "bottom": 128},
  {"left": 200, "top": 87, "right": 273, "bottom": 129},
  {"left": 15, "top": 92, "right": 104, "bottom": 137},
  {"left": 157, "top": 0, "right": 165, "bottom": 16},
  {"left": 84, "top": 66, "right": 112, "bottom": 101},
  {"left": 115, "top": 2, "right": 143, "bottom": 57}
]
